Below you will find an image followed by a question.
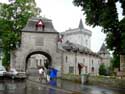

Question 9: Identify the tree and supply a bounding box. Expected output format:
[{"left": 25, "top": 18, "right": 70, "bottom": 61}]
[
  {"left": 99, "top": 63, "right": 107, "bottom": 76},
  {"left": 0, "top": 0, "right": 40, "bottom": 69},
  {"left": 73, "top": 0, "right": 125, "bottom": 74},
  {"left": 111, "top": 54, "right": 120, "bottom": 69}
]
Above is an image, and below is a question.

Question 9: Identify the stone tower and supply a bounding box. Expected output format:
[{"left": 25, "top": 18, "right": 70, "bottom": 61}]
[{"left": 98, "top": 43, "right": 111, "bottom": 67}]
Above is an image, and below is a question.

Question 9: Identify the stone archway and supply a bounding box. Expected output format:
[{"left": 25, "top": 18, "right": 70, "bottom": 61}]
[
  {"left": 10, "top": 17, "right": 62, "bottom": 76},
  {"left": 25, "top": 51, "right": 52, "bottom": 70}
]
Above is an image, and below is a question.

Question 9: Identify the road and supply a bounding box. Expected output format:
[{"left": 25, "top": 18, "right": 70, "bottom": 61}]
[{"left": 0, "top": 75, "right": 124, "bottom": 94}]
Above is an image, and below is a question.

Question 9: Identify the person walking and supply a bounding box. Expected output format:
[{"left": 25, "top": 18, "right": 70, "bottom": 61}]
[
  {"left": 46, "top": 68, "right": 50, "bottom": 82},
  {"left": 38, "top": 66, "right": 45, "bottom": 83}
]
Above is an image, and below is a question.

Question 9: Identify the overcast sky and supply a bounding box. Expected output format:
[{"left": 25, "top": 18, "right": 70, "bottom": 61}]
[
  {"left": 35, "top": 0, "right": 106, "bottom": 52},
  {"left": 1, "top": 0, "right": 123, "bottom": 52}
]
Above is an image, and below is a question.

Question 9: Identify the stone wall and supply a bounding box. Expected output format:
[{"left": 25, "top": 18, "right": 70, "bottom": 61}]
[
  {"left": 62, "top": 74, "right": 81, "bottom": 83},
  {"left": 88, "top": 75, "right": 125, "bottom": 89},
  {"left": 63, "top": 51, "right": 101, "bottom": 75},
  {"left": 62, "top": 74, "right": 125, "bottom": 89}
]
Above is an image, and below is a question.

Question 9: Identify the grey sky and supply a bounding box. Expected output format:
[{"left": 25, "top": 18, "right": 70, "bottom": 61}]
[
  {"left": 35, "top": 0, "right": 106, "bottom": 52},
  {"left": 1, "top": 0, "right": 123, "bottom": 52}
]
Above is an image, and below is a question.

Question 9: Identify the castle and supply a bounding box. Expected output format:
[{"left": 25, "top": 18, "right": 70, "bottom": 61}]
[{"left": 0, "top": 17, "right": 111, "bottom": 76}]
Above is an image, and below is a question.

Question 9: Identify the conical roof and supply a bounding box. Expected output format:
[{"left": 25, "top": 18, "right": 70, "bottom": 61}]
[
  {"left": 98, "top": 43, "right": 110, "bottom": 54},
  {"left": 78, "top": 19, "right": 84, "bottom": 29}
]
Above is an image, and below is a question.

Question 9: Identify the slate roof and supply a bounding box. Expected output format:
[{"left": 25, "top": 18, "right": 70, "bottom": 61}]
[
  {"left": 61, "top": 41, "right": 100, "bottom": 57},
  {"left": 79, "top": 19, "right": 84, "bottom": 29},
  {"left": 98, "top": 43, "right": 110, "bottom": 54},
  {"left": 22, "top": 16, "right": 57, "bottom": 33}
]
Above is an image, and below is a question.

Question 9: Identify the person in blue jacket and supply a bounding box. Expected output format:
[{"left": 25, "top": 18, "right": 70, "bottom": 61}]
[{"left": 50, "top": 68, "right": 58, "bottom": 80}]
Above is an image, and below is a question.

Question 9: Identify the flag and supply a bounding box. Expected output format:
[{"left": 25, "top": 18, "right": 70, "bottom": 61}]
[{"left": 58, "top": 35, "right": 63, "bottom": 43}]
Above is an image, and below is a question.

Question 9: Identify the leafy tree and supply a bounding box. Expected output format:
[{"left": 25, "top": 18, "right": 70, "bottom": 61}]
[
  {"left": 73, "top": 0, "right": 125, "bottom": 72},
  {"left": 99, "top": 63, "right": 107, "bottom": 76},
  {"left": 111, "top": 54, "right": 120, "bottom": 70},
  {"left": 0, "top": 0, "right": 40, "bottom": 69}
]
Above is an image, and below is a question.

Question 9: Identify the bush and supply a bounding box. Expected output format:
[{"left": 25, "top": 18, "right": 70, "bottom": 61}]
[{"left": 99, "top": 64, "right": 107, "bottom": 76}]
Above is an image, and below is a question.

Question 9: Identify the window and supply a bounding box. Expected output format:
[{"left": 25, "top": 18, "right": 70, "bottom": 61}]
[
  {"left": 40, "top": 59, "right": 42, "bottom": 66},
  {"left": 91, "top": 60, "right": 94, "bottom": 72},
  {"left": 66, "top": 56, "right": 68, "bottom": 63},
  {"left": 85, "top": 66, "right": 87, "bottom": 73},
  {"left": 36, "top": 59, "right": 39, "bottom": 66},
  {"left": 92, "top": 59, "right": 93, "bottom": 66},
  {"left": 69, "top": 66, "right": 74, "bottom": 73},
  {"left": 91, "top": 67, "right": 94, "bottom": 72},
  {"left": 36, "top": 59, "right": 38, "bottom": 64}
]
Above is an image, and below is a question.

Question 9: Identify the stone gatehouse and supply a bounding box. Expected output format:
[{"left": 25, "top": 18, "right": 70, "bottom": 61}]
[
  {"left": 10, "top": 17, "right": 62, "bottom": 75},
  {"left": 10, "top": 16, "right": 111, "bottom": 76}
]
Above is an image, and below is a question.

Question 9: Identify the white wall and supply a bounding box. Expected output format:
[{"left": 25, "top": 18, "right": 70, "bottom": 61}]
[
  {"left": 63, "top": 52, "right": 101, "bottom": 75},
  {"left": 63, "top": 33, "right": 91, "bottom": 49}
]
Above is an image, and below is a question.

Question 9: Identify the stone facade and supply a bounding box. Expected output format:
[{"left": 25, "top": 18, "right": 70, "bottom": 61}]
[
  {"left": 9, "top": 17, "right": 111, "bottom": 77},
  {"left": 59, "top": 19, "right": 105, "bottom": 76},
  {"left": 61, "top": 19, "right": 91, "bottom": 48},
  {"left": 10, "top": 17, "right": 62, "bottom": 75},
  {"left": 98, "top": 43, "right": 111, "bottom": 67},
  {"left": 62, "top": 51, "right": 101, "bottom": 75}
]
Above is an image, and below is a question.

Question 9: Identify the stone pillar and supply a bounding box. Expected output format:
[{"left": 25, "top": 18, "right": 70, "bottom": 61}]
[
  {"left": 120, "top": 55, "right": 125, "bottom": 72},
  {"left": 10, "top": 50, "right": 16, "bottom": 69},
  {"left": 118, "top": 55, "right": 125, "bottom": 77}
]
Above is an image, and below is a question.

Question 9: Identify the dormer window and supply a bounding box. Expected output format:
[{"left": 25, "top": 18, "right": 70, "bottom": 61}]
[{"left": 36, "top": 19, "right": 45, "bottom": 30}]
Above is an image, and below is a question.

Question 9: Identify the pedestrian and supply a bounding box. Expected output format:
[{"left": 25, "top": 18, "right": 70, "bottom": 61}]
[
  {"left": 81, "top": 68, "right": 84, "bottom": 84},
  {"left": 38, "top": 66, "right": 45, "bottom": 82},
  {"left": 46, "top": 68, "right": 50, "bottom": 82},
  {"left": 48, "top": 79, "right": 57, "bottom": 94},
  {"left": 50, "top": 67, "right": 58, "bottom": 80}
]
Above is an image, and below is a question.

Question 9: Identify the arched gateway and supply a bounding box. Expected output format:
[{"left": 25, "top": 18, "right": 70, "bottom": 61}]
[{"left": 10, "top": 17, "right": 62, "bottom": 75}]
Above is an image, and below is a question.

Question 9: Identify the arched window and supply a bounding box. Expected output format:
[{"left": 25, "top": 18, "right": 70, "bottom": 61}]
[
  {"left": 92, "top": 59, "right": 93, "bottom": 66},
  {"left": 91, "top": 67, "right": 94, "bottom": 72}
]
